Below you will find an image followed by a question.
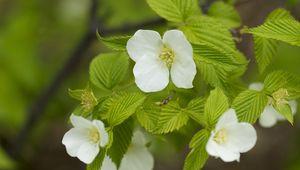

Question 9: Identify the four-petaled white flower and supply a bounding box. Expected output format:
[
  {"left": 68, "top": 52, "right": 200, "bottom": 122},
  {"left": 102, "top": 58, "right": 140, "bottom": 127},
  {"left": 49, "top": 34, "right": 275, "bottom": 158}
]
[
  {"left": 249, "top": 82, "right": 298, "bottom": 128},
  {"left": 206, "top": 109, "right": 257, "bottom": 162},
  {"left": 126, "top": 29, "right": 196, "bottom": 92},
  {"left": 62, "top": 115, "right": 109, "bottom": 164},
  {"left": 100, "top": 131, "right": 154, "bottom": 170}
]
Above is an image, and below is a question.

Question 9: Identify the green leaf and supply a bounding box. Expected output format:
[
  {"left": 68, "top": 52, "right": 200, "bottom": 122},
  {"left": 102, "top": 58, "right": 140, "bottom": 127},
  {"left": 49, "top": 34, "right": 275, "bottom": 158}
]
[
  {"left": 86, "top": 149, "right": 107, "bottom": 170},
  {"left": 155, "top": 101, "right": 189, "bottom": 134},
  {"left": 208, "top": 1, "right": 241, "bottom": 28},
  {"left": 136, "top": 103, "right": 161, "bottom": 133},
  {"left": 146, "top": 0, "right": 201, "bottom": 23},
  {"left": 96, "top": 31, "right": 131, "bottom": 51},
  {"left": 204, "top": 88, "right": 229, "bottom": 128},
  {"left": 193, "top": 44, "right": 246, "bottom": 88},
  {"left": 264, "top": 70, "right": 300, "bottom": 98},
  {"left": 90, "top": 52, "right": 129, "bottom": 90},
  {"left": 68, "top": 88, "right": 84, "bottom": 100},
  {"left": 232, "top": 90, "right": 269, "bottom": 123},
  {"left": 251, "top": 9, "right": 293, "bottom": 73},
  {"left": 104, "top": 92, "right": 146, "bottom": 127},
  {"left": 107, "top": 118, "right": 134, "bottom": 167},
  {"left": 274, "top": 103, "right": 293, "bottom": 124},
  {"left": 0, "top": 147, "right": 15, "bottom": 169},
  {"left": 253, "top": 36, "right": 278, "bottom": 73},
  {"left": 243, "top": 10, "right": 300, "bottom": 46},
  {"left": 183, "top": 129, "right": 209, "bottom": 170},
  {"left": 185, "top": 97, "right": 206, "bottom": 126}
]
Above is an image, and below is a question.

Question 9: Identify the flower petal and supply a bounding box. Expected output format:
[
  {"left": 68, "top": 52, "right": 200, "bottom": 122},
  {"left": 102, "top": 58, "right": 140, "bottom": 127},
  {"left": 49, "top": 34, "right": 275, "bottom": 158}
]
[
  {"left": 119, "top": 146, "right": 154, "bottom": 170},
  {"left": 70, "top": 114, "right": 93, "bottom": 129},
  {"left": 132, "top": 131, "right": 147, "bottom": 146},
  {"left": 77, "top": 142, "right": 99, "bottom": 164},
  {"left": 127, "top": 30, "right": 162, "bottom": 62},
  {"left": 170, "top": 57, "right": 196, "bottom": 88},
  {"left": 206, "top": 134, "right": 219, "bottom": 158},
  {"left": 133, "top": 55, "right": 169, "bottom": 92},
  {"left": 62, "top": 128, "right": 89, "bottom": 157},
  {"left": 248, "top": 82, "right": 264, "bottom": 91},
  {"left": 93, "top": 120, "right": 109, "bottom": 147},
  {"left": 216, "top": 109, "right": 238, "bottom": 130},
  {"left": 210, "top": 140, "right": 240, "bottom": 162},
  {"left": 259, "top": 105, "right": 278, "bottom": 127},
  {"left": 101, "top": 156, "right": 117, "bottom": 170},
  {"left": 227, "top": 123, "right": 257, "bottom": 153},
  {"left": 163, "top": 30, "right": 196, "bottom": 88},
  {"left": 162, "top": 30, "right": 193, "bottom": 59}
]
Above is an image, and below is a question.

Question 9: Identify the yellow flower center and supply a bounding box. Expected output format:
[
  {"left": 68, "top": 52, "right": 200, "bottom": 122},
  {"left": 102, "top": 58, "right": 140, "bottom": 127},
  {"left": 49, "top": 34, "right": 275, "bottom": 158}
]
[
  {"left": 88, "top": 127, "right": 100, "bottom": 143},
  {"left": 81, "top": 89, "right": 98, "bottom": 112},
  {"left": 272, "top": 88, "right": 289, "bottom": 106},
  {"left": 159, "top": 47, "right": 175, "bottom": 68},
  {"left": 213, "top": 128, "right": 228, "bottom": 144}
]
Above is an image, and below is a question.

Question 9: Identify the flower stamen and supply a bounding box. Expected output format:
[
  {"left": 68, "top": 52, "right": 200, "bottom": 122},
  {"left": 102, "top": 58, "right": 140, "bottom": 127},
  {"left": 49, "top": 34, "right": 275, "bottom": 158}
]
[
  {"left": 272, "top": 88, "right": 289, "bottom": 106},
  {"left": 159, "top": 47, "right": 175, "bottom": 68},
  {"left": 88, "top": 127, "right": 100, "bottom": 143},
  {"left": 213, "top": 128, "right": 228, "bottom": 144}
]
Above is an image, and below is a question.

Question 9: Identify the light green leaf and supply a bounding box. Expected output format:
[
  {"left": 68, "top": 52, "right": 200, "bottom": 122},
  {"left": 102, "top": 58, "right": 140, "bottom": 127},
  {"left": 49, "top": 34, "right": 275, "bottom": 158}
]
[
  {"left": 183, "top": 129, "right": 209, "bottom": 170},
  {"left": 243, "top": 10, "right": 300, "bottom": 46},
  {"left": 104, "top": 92, "right": 146, "bottom": 127},
  {"left": 146, "top": 0, "right": 201, "bottom": 23},
  {"left": 90, "top": 52, "right": 129, "bottom": 90},
  {"left": 251, "top": 9, "right": 293, "bottom": 73},
  {"left": 86, "top": 148, "right": 107, "bottom": 170},
  {"left": 68, "top": 88, "right": 84, "bottom": 100},
  {"left": 232, "top": 90, "right": 269, "bottom": 123},
  {"left": 185, "top": 97, "right": 206, "bottom": 126},
  {"left": 253, "top": 36, "right": 278, "bottom": 73},
  {"left": 204, "top": 88, "right": 229, "bottom": 128},
  {"left": 136, "top": 103, "right": 161, "bottom": 133},
  {"left": 155, "top": 101, "right": 189, "bottom": 134},
  {"left": 107, "top": 118, "right": 134, "bottom": 167},
  {"left": 274, "top": 103, "right": 293, "bottom": 124},
  {"left": 96, "top": 32, "right": 131, "bottom": 51},
  {"left": 193, "top": 44, "right": 246, "bottom": 88},
  {"left": 208, "top": 1, "right": 241, "bottom": 28},
  {"left": 0, "top": 147, "right": 15, "bottom": 169},
  {"left": 264, "top": 70, "right": 300, "bottom": 98}
]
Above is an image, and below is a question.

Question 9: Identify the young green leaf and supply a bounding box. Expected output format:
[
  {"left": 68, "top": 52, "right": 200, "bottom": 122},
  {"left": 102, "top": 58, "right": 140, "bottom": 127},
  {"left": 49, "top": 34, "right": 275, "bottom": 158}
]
[
  {"left": 208, "top": 1, "right": 241, "bottom": 28},
  {"left": 204, "top": 88, "right": 229, "bottom": 128},
  {"left": 232, "top": 90, "right": 269, "bottom": 123},
  {"left": 264, "top": 70, "right": 300, "bottom": 98},
  {"left": 253, "top": 36, "right": 278, "bottom": 73},
  {"left": 185, "top": 97, "right": 206, "bottom": 127},
  {"left": 155, "top": 101, "right": 189, "bottom": 134},
  {"left": 251, "top": 9, "right": 293, "bottom": 73},
  {"left": 274, "top": 103, "right": 293, "bottom": 124},
  {"left": 103, "top": 92, "right": 146, "bottom": 127},
  {"left": 183, "top": 129, "right": 209, "bottom": 170},
  {"left": 243, "top": 10, "right": 300, "bottom": 46},
  {"left": 146, "top": 0, "right": 201, "bottom": 23},
  {"left": 136, "top": 103, "right": 161, "bottom": 133},
  {"left": 107, "top": 118, "right": 134, "bottom": 167},
  {"left": 90, "top": 52, "right": 129, "bottom": 90},
  {"left": 86, "top": 149, "right": 107, "bottom": 170},
  {"left": 96, "top": 31, "right": 131, "bottom": 51}
]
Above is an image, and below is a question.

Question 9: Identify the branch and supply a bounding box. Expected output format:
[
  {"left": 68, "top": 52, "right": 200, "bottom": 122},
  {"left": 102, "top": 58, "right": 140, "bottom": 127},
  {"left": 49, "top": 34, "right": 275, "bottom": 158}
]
[{"left": 8, "top": 3, "right": 166, "bottom": 160}]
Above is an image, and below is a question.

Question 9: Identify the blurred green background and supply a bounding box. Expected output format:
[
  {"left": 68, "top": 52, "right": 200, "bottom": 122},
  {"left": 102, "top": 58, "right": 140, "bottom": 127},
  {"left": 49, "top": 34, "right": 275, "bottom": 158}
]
[{"left": 0, "top": 0, "right": 300, "bottom": 169}]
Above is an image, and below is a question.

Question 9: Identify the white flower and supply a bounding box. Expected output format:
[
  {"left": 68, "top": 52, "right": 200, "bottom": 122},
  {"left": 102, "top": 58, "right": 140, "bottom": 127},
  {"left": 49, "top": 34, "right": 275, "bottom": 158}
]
[
  {"left": 248, "top": 82, "right": 298, "bottom": 128},
  {"left": 126, "top": 29, "right": 196, "bottom": 92},
  {"left": 206, "top": 109, "right": 257, "bottom": 162},
  {"left": 100, "top": 131, "right": 154, "bottom": 170},
  {"left": 62, "top": 115, "right": 109, "bottom": 164}
]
